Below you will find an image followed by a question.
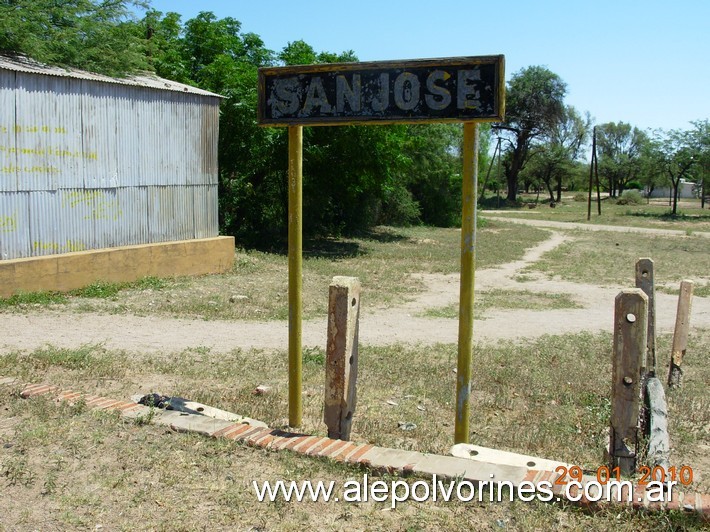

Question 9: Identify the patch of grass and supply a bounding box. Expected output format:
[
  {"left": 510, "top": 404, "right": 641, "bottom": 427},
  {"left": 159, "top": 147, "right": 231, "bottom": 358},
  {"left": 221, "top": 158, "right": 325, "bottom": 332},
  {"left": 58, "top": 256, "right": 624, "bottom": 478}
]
[
  {"left": 421, "top": 290, "right": 582, "bottom": 319},
  {"left": 657, "top": 282, "right": 710, "bottom": 298},
  {"left": 0, "top": 276, "right": 172, "bottom": 311},
  {"left": 0, "top": 291, "right": 68, "bottom": 308},
  {"left": 0, "top": 345, "right": 127, "bottom": 382},
  {"left": 68, "top": 276, "right": 169, "bottom": 299},
  {"left": 529, "top": 230, "right": 710, "bottom": 286}
]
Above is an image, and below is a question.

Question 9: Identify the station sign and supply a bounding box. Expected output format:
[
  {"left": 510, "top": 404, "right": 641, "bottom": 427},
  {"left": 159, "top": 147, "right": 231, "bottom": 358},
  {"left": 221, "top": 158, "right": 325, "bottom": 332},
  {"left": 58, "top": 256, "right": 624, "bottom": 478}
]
[{"left": 258, "top": 55, "right": 504, "bottom": 126}]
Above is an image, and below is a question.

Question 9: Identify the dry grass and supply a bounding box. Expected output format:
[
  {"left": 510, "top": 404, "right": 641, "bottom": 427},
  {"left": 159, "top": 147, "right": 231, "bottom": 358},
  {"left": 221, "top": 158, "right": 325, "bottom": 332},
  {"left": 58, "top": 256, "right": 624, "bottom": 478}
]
[
  {"left": 1, "top": 218, "right": 709, "bottom": 529},
  {"left": 1, "top": 328, "right": 708, "bottom": 530},
  {"left": 527, "top": 230, "right": 710, "bottom": 287},
  {"left": 0, "top": 222, "right": 550, "bottom": 321},
  {"left": 421, "top": 290, "right": 582, "bottom": 319},
  {"left": 487, "top": 196, "right": 710, "bottom": 233}
]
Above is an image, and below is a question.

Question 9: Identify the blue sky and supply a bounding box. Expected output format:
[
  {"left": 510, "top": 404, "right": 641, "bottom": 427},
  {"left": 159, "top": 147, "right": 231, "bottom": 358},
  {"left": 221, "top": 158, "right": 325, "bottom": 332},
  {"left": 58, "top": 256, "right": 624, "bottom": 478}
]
[{"left": 143, "top": 0, "right": 708, "bottom": 132}]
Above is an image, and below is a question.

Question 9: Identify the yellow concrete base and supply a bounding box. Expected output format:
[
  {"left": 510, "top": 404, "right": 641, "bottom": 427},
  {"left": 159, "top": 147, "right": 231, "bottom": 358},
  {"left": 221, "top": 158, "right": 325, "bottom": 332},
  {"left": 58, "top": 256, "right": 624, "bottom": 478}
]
[{"left": 0, "top": 236, "right": 235, "bottom": 298}]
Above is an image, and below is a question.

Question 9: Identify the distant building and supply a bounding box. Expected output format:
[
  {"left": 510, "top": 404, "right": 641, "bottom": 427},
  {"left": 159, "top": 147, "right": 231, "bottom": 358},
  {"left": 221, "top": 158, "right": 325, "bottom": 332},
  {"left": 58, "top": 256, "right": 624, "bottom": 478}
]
[{"left": 644, "top": 179, "right": 699, "bottom": 200}]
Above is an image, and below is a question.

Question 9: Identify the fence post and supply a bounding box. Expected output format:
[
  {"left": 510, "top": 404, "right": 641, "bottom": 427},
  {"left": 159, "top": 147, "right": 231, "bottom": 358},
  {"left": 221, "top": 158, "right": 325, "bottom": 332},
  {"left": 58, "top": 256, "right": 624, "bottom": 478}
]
[
  {"left": 324, "top": 276, "right": 361, "bottom": 440},
  {"left": 668, "top": 280, "right": 694, "bottom": 388},
  {"left": 610, "top": 289, "right": 648, "bottom": 476},
  {"left": 635, "top": 258, "right": 656, "bottom": 375}
]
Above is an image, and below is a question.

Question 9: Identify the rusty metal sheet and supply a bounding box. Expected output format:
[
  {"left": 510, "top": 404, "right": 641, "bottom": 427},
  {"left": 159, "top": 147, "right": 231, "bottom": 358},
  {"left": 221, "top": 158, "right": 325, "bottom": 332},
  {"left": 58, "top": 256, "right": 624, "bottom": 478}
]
[
  {"left": 147, "top": 185, "right": 195, "bottom": 243},
  {"left": 0, "top": 55, "right": 223, "bottom": 98},
  {"left": 110, "top": 187, "right": 150, "bottom": 247},
  {"left": 193, "top": 185, "right": 219, "bottom": 239},
  {"left": 2, "top": 58, "right": 222, "bottom": 261},
  {"left": 14, "top": 73, "right": 86, "bottom": 191},
  {"left": 81, "top": 82, "right": 120, "bottom": 189},
  {"left": 0, "top": 68, "right": 18, "bottom": 192},
  {"left": 0, "top": 192, "right": 30, "bottom": 259},
  {"left": 29, "top": 190, "right": 89, "bottom": 256},
  {"left": 258, "top": 55, "right": 505, "bottom": 126}
]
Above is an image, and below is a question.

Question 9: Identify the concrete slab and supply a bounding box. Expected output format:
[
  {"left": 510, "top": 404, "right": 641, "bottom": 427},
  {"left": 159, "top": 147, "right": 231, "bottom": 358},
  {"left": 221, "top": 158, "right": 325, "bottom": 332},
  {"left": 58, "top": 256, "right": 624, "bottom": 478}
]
[{"left": 450, "top": 443, "right": 571, "bottom": 471}]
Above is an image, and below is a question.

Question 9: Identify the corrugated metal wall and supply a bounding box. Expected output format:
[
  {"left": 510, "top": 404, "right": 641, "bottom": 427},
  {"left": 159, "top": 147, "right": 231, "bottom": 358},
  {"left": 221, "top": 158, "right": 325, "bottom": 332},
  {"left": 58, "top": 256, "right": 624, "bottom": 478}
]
[{"left": 0, "top": 67, "right": 220, "bottom": 260}]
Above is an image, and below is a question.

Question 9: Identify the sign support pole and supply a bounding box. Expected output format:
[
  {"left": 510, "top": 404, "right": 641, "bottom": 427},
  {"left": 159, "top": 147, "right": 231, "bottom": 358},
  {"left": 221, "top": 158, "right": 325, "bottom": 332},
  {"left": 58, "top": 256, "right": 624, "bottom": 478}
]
[
  {"left": 288, "top": 125, "right": 303, "bottom": 427},
  {"left": 455, "top": 121, "right": 479, "bottom": 444}
]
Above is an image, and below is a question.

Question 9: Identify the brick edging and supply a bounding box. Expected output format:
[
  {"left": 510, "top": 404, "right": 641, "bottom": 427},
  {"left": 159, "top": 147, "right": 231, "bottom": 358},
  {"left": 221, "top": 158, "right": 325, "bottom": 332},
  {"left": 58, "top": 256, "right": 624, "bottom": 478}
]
[{"left": 3, "top": 377, "right": 708, "bottom": 521}]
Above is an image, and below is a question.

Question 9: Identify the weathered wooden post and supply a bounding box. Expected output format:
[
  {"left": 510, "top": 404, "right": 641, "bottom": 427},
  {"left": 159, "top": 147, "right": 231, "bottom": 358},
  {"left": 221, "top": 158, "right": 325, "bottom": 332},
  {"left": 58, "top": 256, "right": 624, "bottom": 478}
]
[
  {"left": 668, "top": 280, "right": 694, "bottom": 388},
  {"left": 635, "top": 258, "right": 655, "bottom": 438},
  {"left": 635, "top": 258, "right": 656, "bottom": 375},
  {"left": 610, "top": 289, "right": 648, "bottom": 476},
  {"left": 324, "top": 276, "right": 361, "bottom": 440}
]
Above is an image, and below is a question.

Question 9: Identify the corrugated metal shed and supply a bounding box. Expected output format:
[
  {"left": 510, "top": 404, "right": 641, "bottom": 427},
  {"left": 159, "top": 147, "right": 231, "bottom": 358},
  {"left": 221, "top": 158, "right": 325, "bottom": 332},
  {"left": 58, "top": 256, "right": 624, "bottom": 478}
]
[{"left": 0, "top": 55, "right": 223, "bottom": 260}]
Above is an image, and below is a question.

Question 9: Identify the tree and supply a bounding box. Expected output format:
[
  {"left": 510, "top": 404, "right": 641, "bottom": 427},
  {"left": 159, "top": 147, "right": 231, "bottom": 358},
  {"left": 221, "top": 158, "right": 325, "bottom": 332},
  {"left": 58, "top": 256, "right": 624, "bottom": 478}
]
[
  {"left": 0, "top": 0, "right": 150, "bottom": 76},
  {"left": 649, "top": 128, "right": 699, "bottom": 215},
  {"left": 596, "top": 122, "right": 648, "bottom": 198},
  {"left": 690, "top": 120, "right": 709, "bottom": 208},
  {"left": 406, "top": 124, "right": 463, "bottom": 226},
  {"left": 140, "top": 9, "right": 191, "bottom": 82},
  {"left": 496, "top": 66, "right": 567, "bottom": 202},
  {"left": 524, "top": 106, "right": 590, "bottom": 202}
]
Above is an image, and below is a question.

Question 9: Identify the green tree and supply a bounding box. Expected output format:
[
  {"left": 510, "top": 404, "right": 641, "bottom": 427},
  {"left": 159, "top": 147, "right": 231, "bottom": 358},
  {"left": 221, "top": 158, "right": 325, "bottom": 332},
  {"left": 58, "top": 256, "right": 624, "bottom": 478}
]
[
  {"left": 0, "top": 0, "right": 150, "bottom": 76},
  {"left": 690, "top": 120, "right": 709, "bottom": 208},
  {"left": 524, "top": 106, "right": 590, "bottom": 202},
  {"left": 496, "top": 66, "right": 567, "bottom": 202},
  {"left": 596, "top": 122, "right": 649, "bottom": 198},
  {"left": 140, "top": 9, "right": 190, "bottom": 82},
  {"left": 649, "top": 128, "right": 699, "bottom": 215},
  {"left": 406, "top": 124, "right": 463, "bottom": 226}
]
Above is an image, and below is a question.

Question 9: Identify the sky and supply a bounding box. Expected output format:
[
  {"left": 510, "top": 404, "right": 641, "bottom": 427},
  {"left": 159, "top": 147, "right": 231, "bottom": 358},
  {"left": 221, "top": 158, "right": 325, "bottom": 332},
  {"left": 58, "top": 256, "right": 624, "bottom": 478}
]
[{"left": 144, "top": 0, "right": 709, "bottom": 132}]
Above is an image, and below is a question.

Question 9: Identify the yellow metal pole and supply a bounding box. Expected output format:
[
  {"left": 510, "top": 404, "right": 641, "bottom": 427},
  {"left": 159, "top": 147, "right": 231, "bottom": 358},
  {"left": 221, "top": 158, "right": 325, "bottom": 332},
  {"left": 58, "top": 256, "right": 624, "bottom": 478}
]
[
  {"left": 455, "top": 122, "right": 479, "bottom": 444},
  {"left": 288, "top": 125, "right": 303, "bottom": 427}
]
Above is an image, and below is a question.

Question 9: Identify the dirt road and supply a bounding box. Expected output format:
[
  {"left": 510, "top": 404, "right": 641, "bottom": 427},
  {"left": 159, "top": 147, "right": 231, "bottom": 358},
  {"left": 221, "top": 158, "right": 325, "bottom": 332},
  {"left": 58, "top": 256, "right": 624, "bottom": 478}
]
[{"left": 2, "top": 222, "right": 708, "bottom": 354}]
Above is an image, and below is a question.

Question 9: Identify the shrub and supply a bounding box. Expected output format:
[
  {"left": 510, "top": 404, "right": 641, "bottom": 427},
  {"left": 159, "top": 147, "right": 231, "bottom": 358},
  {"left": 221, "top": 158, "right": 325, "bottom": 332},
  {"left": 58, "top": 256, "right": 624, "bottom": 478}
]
[
  {"left": 616, "top": 190, "right": 644, "bottom": 205},
  {"left": 573, "top": 193, "right": 587, "bottom": 202}
]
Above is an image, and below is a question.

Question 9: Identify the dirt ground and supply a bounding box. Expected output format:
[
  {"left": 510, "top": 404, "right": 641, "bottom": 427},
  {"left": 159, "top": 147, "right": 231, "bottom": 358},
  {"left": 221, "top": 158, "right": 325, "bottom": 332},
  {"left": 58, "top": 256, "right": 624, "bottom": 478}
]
[
  {"left": 1, "top": 226, "right": 709, "bottom": 354},
  {"left": 1, "top": 220, "right": 709, "bottom": 530}
]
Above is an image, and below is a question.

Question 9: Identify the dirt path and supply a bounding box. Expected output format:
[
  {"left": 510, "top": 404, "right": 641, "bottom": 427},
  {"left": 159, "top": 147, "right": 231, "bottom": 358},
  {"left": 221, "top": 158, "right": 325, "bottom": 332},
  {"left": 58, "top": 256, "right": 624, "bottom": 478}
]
[{"left": 1, "top": 226, "right": 709, "bottom": 354}]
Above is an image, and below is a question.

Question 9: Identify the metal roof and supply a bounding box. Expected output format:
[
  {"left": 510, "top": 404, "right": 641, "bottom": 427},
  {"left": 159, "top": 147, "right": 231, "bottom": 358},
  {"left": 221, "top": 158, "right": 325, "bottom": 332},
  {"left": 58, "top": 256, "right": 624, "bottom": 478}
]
[{"left": 0, "top": 54, "right": 223, "bottom": 98}]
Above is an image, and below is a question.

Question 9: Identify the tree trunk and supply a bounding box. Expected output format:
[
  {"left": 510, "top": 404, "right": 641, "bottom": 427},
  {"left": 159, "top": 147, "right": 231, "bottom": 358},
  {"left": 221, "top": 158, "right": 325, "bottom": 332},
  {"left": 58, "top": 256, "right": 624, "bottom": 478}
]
[
  {"left": 672, "top": 178, "right": 679, "bottom": 215},
  {"left": 545, "top": 180, "right": 555, "bottom": 203},
  {"left": 506, "top": 172, "right": 518, "bottom": 202}
]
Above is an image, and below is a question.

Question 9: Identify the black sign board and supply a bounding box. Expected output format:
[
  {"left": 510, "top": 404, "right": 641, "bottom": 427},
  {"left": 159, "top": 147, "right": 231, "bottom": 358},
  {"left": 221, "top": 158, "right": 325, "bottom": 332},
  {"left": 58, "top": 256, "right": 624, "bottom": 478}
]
[{"left": 258, "top": 55, "right": 504, "bottom": 126}]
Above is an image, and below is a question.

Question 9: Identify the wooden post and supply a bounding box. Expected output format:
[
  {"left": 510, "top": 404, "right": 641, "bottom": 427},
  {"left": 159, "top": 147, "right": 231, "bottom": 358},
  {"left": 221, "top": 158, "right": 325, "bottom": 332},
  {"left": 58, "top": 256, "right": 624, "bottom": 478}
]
[
  {"left": 587, "top": 127, "right": 594, "bottom": 221},
  {"left": 646, "top": 377, "right": 671, "bottom": 479},
  {"left": 610, "top": 289, "right": 648, "bottom": 476},
  {"left": 635, "top": 258, "right": 656, "bottom": 375},
  {"left": 668, "top": 280, "right": 694, "bottom": 389},
  {"left": 455, "top": 122, "right": 479, "bottom": 444},
  {"left": 594, "top": 138, "right": 602, "bottom": 216},
  {"left": 288, "top": 125, "right": 303, "bottom": 427},
  {"left": 324, "top": 276, "right": 361, "bottom": 440}
]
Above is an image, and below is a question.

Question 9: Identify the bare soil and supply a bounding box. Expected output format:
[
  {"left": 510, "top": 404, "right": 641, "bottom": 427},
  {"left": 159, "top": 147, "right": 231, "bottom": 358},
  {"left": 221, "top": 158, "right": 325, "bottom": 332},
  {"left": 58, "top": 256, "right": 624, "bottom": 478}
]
[{"left": 1, "top": 228, "right": 708, "bottom": 355}]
